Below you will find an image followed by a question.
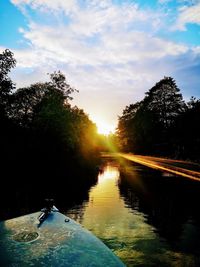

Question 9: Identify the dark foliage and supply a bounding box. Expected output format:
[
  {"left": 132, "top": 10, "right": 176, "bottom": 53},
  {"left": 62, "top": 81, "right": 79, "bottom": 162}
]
[
  {"left": 117, "top": 77, "right": 200, "bottom": 160},
  {"left": 0, "top": 49, "right": 100, "bottom": 219}
]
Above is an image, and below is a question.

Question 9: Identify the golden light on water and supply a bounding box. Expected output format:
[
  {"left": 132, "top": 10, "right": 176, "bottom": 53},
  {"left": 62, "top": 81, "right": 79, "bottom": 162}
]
[
  {"left": 119, "top": 153, "right": 200, "bottom": 182},
  {"left": 98, "top": 166, "right": 119, "bottom": 183},
  {"left": 67, "top": 162, "right": 156, "bottom": 263},
  {"left": 65, "top": 158, "right": 200, "bottom": 266}
]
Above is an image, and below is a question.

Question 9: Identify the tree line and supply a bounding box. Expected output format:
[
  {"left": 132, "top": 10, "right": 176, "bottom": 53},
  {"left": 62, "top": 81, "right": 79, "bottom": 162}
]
[
  {"left": 0, "top": 49, "right": 100, "bottom": 198},
  {"left": 117, "top": 76, "right": 200, "bottom": 160}
]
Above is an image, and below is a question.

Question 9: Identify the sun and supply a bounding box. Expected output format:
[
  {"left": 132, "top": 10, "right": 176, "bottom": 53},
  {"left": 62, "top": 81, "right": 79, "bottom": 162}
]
[
  {"left": 97, "top": 123, "right": 113, "bottom": 135},
  {"left": 96, "top": 121, "right": 115, "bottom": 135},
  {"left": 91, "top": 115, "right": 116, "bottom": 135}
]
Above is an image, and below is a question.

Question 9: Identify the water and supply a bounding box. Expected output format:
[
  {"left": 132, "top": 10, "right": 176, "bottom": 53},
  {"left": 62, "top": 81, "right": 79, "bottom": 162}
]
[{"left": 65, "top": 157, "right": 200, "bottom": 267}]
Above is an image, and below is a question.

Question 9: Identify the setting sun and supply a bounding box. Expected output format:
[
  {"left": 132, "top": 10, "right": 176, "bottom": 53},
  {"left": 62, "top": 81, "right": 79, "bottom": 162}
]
[
  {"left": 97, "top": 122, "right": 114, "bottom": 135},
  {"left": 91, "top": 116, "right": 115, "bottom": 135}
]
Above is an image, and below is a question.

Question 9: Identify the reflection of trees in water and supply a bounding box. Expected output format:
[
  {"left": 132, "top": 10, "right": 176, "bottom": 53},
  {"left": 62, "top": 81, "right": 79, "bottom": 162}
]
[
  {"left": 65, "top": 205, "right": 86, "bottom": 225},
  {"left": 118, "top": 162, "right": 200, "bottom": 249},
  {"left": 65, "top": 158, "right": 121, "bottom": 225},
  {"left": 0, "top": 170, "right": 98, "bottom": 221}
]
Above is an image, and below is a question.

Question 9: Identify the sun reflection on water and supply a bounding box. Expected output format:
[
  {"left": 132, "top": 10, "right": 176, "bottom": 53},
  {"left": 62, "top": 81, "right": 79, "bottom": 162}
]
[
  {"left": 98, "top": 165, "right": 119, "bottom": 183},
  {"left": 65, "top": 160, "right": 200, "bottom": 267},
  {"left": 66, "top": 162, "right": 159, "bottom": 266}
]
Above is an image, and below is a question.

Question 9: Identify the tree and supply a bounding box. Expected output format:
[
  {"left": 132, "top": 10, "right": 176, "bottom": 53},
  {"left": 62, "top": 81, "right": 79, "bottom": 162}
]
[
  {"left": 9, "top": 70, "right": 99, "bottom": 176},
  {"left": 49, "top": 71, "right": 78, "bottom": 101},
  {"left": 173, "top": 96, "right": 200, "bottom": 159},
  {"left": 0, "top": 49, "right": 16, "bottom": 117},
  {"left": 0, "top": 49, "right": 16, "bottom": 90},
  {"left": 117, "top": 77, "right": 186, "bottom": 155},
  {"left": 9, "top": 71, "right": 77, "bottom": 127},
  {"left": 117, "top": 102, "right": 141, "bottom": 151},
  {"left": 0, "top": 49, "right": 100, "bottom": 220},
  {"left": 145, "top": 77, "right": 186, "bottom": 129}
]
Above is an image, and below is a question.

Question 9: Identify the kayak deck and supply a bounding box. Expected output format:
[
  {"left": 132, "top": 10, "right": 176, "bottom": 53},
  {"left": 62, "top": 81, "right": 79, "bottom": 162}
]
[{"left": 0, "top": 211, "right": 125, "bottom": 266}]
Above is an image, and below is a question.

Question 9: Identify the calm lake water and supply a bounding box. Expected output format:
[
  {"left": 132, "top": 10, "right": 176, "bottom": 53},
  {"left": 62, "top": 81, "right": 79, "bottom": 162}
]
[{"left": 64, "top": 157, "right": 200, "bottom": 267}]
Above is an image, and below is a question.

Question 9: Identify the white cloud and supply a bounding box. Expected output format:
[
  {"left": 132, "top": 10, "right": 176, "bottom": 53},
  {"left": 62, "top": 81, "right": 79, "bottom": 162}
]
[
  {"left": 14, "top": 18, "right": 188, "bottom": 69},
  {"left": 192, "top": 46, "right": 200, "bottom": 54},
  {"left": 173, "top": 3, "right": 200, "bottom": 30},
  {"left": 8, "top": 0, "right": 199, "bottom": 125},
  {"left": 11, "top": 0, "right": 78, "bottom": 15}
]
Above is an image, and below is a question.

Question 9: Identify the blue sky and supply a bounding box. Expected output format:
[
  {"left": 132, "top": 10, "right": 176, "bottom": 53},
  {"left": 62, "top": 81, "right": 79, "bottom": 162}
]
[{"left": 0, "top": 0, "right": 200, "bottom": 132}]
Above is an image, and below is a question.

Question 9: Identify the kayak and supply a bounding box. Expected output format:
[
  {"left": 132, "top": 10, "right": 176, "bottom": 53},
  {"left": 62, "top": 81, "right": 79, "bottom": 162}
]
[{"left": 0, "top": 207, "right": 125, "bottom": 267}]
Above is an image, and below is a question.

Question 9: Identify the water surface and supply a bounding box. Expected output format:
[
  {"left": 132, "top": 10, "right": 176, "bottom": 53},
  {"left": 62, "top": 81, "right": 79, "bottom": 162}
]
[{"left": 65, "top": 158, "right": 200, "bottom": 266}]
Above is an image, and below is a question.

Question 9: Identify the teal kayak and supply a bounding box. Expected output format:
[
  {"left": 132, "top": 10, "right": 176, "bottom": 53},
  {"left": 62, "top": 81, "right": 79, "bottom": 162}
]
[{"left": 0, "top": 208, "right": 125, "bottom": 266}]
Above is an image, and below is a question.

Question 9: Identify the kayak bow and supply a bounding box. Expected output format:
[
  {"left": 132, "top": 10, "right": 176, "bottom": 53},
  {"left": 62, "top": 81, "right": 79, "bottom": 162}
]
[{"left": 0, "top": 203, "right": 125, "bottom": 267}]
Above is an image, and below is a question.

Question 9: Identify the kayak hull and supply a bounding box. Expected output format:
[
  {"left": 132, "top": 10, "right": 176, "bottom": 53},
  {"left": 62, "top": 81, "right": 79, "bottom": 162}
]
[{"left": 0, "top": 211, "right": 125, "bottom": 267}]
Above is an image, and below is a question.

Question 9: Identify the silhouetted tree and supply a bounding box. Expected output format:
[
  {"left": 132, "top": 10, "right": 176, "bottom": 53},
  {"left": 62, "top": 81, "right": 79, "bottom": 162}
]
[
  {"left": 173, "top": 96, "right": 200, "bottom": 159},
  {"left": 49, "top": 71, "right": 78, "bottom": 100},
  {"left": 117, "top": 102, "right": 141, "bottom": 151},
  {"left": 0, "top": 50, "right": 17, "bottom": 177},
  {"left": 117, "top": 77, "right": 186, "bottom": 155},
  {"left": 0, "top": 49, "right": 16, "bottom": 118},
  {"left": 0, "top": 49, "right": 100, "bottom": 192},
  {"left": 145, "top": 77, "right": 186, "bottom": 129}
]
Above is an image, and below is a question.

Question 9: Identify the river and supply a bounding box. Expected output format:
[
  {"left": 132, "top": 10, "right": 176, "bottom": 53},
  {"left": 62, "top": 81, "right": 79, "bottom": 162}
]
[{"left": 64, "top": 156, "right": 200, "bottom": 267}]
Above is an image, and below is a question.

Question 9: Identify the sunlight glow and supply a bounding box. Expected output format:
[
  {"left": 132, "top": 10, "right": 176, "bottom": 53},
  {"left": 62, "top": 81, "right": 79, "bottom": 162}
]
[
  {"left": 90, "top": 115, "right": 116, "bottom": 135},
  {"left": 97, "top": 124, "right": 114, "bottom": 135},
  {"left": 98, "top": 166, "right": 119, "bottom": 183},
  {"left": 95, "top": 120, "right": 115, "bottom": 135}
]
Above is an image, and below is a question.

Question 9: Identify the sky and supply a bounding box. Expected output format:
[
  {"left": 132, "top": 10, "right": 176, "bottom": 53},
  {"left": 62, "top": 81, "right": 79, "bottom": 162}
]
[{"left": 0, "top": 0, "right": 200, "bottom": 133}]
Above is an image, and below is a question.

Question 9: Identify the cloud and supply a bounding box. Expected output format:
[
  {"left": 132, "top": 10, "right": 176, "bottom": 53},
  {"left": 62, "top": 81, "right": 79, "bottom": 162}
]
[
  {"left": 11, "top": 0, "right": 78, "bottom": 15},
  {"left": 7, "top": 0, "right": 200, "bottom": 125},
  {"left": 10, "top": 1, "right": 188, "bottom": 68},
  {"left": 192, "top": 46, "right": 200, "bottom": 54},
  {"left": 173, "top": 2, "right": 200, "bottom": 30}
]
